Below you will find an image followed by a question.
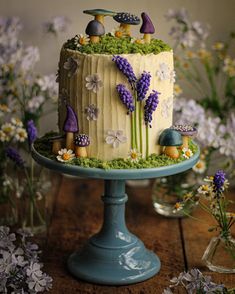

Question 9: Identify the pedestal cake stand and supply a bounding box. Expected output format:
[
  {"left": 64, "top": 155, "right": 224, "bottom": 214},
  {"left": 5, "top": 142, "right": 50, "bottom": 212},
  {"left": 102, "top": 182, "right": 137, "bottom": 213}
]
[{"left": 32, "top": 145, "right": 199, "bottom": 285}]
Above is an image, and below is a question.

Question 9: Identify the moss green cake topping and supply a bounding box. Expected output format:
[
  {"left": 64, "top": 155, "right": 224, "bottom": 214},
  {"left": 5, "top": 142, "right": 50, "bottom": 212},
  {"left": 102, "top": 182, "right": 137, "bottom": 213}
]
[
  {"left": 64, "top": 34, "right": 171, "bottom": 55},
  {"left": 34, "top": 134, "right": 198, "bottom": 170}
]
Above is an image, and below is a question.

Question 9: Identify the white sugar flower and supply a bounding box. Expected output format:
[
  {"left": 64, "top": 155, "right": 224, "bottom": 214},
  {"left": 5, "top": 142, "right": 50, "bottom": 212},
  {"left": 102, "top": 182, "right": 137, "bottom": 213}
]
[
  {"left": 85, "top": 74, "right": 103, "bottom": 93},
  {"left": 56, "top": 148, "right": 75, "bottom": 162},
  {"left": 84, "top": 104, "right": 99, "bottom": 121},
  {"left": 192, "top": 159, "right": 206, "bottom": 174},
  {"left": 182, "top": 148, "right": 193, "bottom": 159},
  {"left": 15, "top": 127, "right": 27, "bottom": 142},
  {"left": 105, "top": 130, "right": 127, "bottom": 148},
  {"left": 157, "top": 63, "right": 170, "bottom": 80},
  {"left": 74, "top": 34, "right": 90, "bottom": 47},
  {"left": 161, "top": 97, "right": 173, "bottom": 118},
  {"left": 128, "top": 149, "right": 141, "bottom": 162},
  {"left": 64, "top": 57, "right": 80, "bottom": 77}
]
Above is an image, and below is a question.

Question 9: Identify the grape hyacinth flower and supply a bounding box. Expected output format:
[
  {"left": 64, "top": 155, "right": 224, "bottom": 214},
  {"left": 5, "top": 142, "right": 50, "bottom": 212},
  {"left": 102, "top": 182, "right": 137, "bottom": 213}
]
[
  {"left": 6, "top": 147, "right": 24, "bottom": 168},
  {"left": 112, "top": 55, "right": 137, "bottom": 87},
  {"left": 136, "top": 71, "right": 151, "bottom": 101},
  {"left": 26, "top": 120, "right": 37, "bottom": 145},
  {"left": 144, "top": 90, "right": 160, "bottom": 127},
  {"left": 116, "top": 84, "right": 135, "bottom": 114},
  {"left": 213, "top": 170, "right": 226, "bottom": 195}
]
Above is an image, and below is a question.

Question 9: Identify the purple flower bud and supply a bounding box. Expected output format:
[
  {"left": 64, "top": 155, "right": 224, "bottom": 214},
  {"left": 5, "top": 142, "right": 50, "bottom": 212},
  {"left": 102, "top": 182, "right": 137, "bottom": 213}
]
[
  {"left": 112, "top": 55, "right": 137, "bottom": 87},
  {"left": 144, "top": 90, "right": 160, "bottom": 127},
  {"left": 136, "top": 71, "right": 151, "bottom": 101},
  {"left": 213, "top": 170, "right": 226, "bottom": 193},
  {"left": 26, "top": 120, "right": 37, "bottom": 145},
  {"left": 6, "top": 147, "right": 25, "bottom": 168},
  {"left": 116, "top": 84, "right": 135, "bottom": 114}
]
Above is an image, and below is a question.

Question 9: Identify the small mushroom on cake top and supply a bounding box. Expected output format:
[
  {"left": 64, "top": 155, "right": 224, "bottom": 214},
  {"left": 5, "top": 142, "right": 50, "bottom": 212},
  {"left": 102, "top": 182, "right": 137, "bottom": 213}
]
[
  {"left": 113, "top": 12, "right": 140, "bottom": 36},
  {"left": 159, "top": 128, "right": 183, "bottom": 159},
  {"left": 74, "top": 134, "right": 90, "bottom": 158},
  {"left": 171, "top": 125, "right": 197, "bottom": 149},
  {"left": 85, "top": 20, "right": 105, "bottom": 43},
  {"left": 140, "top": 12, "right": 155, "bottom": 44},
  {"left": 49, "top": 134, "right": 65, "bottom": 155},
  {"left": 63, "top": 105, "right": 79, "bottom": 150},
  {"left": 83, "top": 9, "right": 117, "bottom": 25}
]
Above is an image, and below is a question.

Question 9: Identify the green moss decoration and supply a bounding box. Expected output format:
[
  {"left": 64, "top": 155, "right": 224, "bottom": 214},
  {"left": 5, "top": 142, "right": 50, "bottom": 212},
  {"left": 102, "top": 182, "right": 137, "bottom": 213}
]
[
  {"left": 64, "top": 34, "right": 171, "bottom": 55},
  {"left": 34, "top": 135, "right": 198, "bottom": 170}
]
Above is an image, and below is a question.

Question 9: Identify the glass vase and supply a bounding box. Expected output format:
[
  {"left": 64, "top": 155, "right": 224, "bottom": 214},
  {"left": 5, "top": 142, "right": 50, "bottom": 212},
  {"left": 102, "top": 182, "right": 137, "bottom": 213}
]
[
  {"left": 202, "top": 232, "right": 235, "bottom": 273},
  {"left": 152, "top": 171, "right": 198, "bottom": 218}
]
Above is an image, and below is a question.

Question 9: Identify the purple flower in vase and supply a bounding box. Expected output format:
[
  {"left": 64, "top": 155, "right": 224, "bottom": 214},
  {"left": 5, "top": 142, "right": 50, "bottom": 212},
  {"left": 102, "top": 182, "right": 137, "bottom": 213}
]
[
  {"left": 6, "top": 147, "right": 25, "bottom": 168},
  {"left": 112, "top": 55, "right": 137, "bottom": 87},
  {"left": 116, "top": 84, "right": 135, "bottom": 114},
  {"left": 136, "top": 71, "right": 151, "bottom": 101},
  {"left": 213, "top": 170, "right": 226, "bottom": 194},
  {"left": 144, "top": 90, "right": 160, "bottom": 127},
  {"left": 26, "top": 120, "right": 37, "bottom": 145}
]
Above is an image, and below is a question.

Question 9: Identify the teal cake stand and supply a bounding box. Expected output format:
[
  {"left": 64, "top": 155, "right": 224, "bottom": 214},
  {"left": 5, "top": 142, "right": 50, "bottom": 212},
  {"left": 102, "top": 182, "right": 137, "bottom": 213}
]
[{"left": 32, "top": 145, "right": 199, "bottom": 285}]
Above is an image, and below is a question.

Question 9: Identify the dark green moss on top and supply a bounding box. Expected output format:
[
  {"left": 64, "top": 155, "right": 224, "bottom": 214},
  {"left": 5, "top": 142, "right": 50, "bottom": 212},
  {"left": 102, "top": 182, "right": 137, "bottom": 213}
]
[{"left": 64, "top": 34, "right": 172, "bottom": 55}]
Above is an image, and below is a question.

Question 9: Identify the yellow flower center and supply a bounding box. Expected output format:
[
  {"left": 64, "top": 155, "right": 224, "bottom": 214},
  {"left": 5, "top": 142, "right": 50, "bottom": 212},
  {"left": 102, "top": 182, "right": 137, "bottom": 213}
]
[
  {"left": 115, "top": 31, "right": 123, "bottom": 38},
  {"left": 202, "top": 185, "right": 209, "bottom": 191},
  {"left": 4, "top": 127, "right": 12, "bottom": 134},
  {"left": 131, "top": 152, "right": 138, "bottom": 159},
  {"left": 185, "top": 150, "right": 191, "bottom": 157},
  {"left": 196, "top": 162, "right": 203, "bottom": 168},
  {"left": 175, "top": 202, "right": 181, "bottom": 209},
  {"left": 79, "top": 37, "right": 86, "bottom": 45},
  {"left": 62, "top": 153, "right": 71, "bottom": 161}
]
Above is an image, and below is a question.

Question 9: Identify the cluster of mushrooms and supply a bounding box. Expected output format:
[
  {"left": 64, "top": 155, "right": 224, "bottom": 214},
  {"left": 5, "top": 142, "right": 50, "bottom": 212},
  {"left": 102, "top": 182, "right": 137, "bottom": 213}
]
[
  {"left": 84, "top": 9, "right": 155, "bottom": 44},
  {"left": 50, "top": 105, "right": 90, "bottom": 158},
  {"left": 159, "top": 125, "right": 197, "bottom": 159}
]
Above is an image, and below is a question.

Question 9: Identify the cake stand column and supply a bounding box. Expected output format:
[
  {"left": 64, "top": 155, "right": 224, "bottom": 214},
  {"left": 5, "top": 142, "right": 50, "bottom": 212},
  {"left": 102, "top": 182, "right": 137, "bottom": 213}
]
[{"left": 67, "top": 179, "right": 160, "bottom": 285}]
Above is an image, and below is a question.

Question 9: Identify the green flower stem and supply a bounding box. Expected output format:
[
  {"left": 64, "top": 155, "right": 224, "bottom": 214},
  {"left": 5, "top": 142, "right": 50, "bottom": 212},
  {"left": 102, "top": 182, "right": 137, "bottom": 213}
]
[
  {"left": 139, "top": 101, "right": 143, "bottom": 155},
  {"left": 131, "top": 113, "right": 134, "bottom": 149},
  {"left": 204, "top": 61, "right": 220, "bottom": 107},
  {"left": 134, "top": 91, "right": 138, "bottom": 150},
  {"left": 146, "top": 125, "right": 149, "bottom": 158}
]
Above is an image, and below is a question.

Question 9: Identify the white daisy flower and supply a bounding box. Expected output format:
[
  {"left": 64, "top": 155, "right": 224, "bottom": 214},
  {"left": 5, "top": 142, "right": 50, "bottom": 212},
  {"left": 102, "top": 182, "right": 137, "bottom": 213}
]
[
  {"left": 192, "top": 159, "right": 206, "bottom": 174},
  {"left": 130, "top": 38, "right": 145, "bottom": 44},
  {"left": 111, "top": 26, "right": 127, "bottom": 38},
  {"left": 56, "top": 148, "right": 75, "bottom": 163},
  {"left": 182, "top": 148, "right": 193, "bottom": 159},
  {"left": 128, "top": 149, "right": 141, "bottom": 162},
  {"left": 11, "top": 117, "right": 23, "bottom": 127},
  {"left": 15, "top": 127, "right": 27, "bottom": 142},
  {"left": 74, "top": 34, "right": 90, "bottom": 47},
  {"left": 197, "top": 184, "right": 212, "bottom": 195},
  {"left": 0, "top": 130, "right": 7, "bottom": 142},
  {"left": 173, "top": 202, "right": 183, "bottom": 213},
  {"left": 1, "top": 123, "right": 16, "bottom": 137}
]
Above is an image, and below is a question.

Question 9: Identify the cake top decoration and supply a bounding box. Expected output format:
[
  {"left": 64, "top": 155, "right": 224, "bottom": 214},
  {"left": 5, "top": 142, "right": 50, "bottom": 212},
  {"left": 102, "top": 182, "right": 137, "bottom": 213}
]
[
  {"left": 83, "top": 9, "right": 117, "bottom": 24},
  {"left": 170, "top": 124, "right": 197, "bottom": 136},
  {"left": 63, "top": 105, "right": 79, "bottom": 133},
  {"left": 140, "top": 12, "right": 155, "bottom": 44},
  {"left": 74, "top": 134, "right": 90, "bottom": 147},
  {"left": 113, "top": 12, "right": 140, "bottom": 25},
  {"left": 85, "top": 20, "right": 105, "bottom": 43},
  {"left": 159, "top": 128, "right": 183, "bottom": 147}
]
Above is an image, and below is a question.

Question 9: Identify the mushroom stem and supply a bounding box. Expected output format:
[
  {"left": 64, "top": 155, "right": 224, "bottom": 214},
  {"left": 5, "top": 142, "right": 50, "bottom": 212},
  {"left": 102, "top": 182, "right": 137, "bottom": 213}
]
[
  {"left": 75, "top": 146, "right": 87, "bottom": 158},
  {"left": 66, "top": 132, "right": 74, "bottom": 150},
  {"left": 182, "top": 136, "right": 189, "bottom": 149},
  {"left": 52, "top": 140, "right": 63, "bottom": 155},
  {"left": 90, "top": 35, "right": 100, "bottom": 43},
  {"left": 95, "top": 15, "right": 104, "bottom": 24},
  {"left": 164, "top": 146, "right": 180, "bottom": 159},
  {"left": 144, "top": 33, "right": 151, "bottom": 44},
  {"left": 120, "top": 23, "right": 131, "bottom": 35}
]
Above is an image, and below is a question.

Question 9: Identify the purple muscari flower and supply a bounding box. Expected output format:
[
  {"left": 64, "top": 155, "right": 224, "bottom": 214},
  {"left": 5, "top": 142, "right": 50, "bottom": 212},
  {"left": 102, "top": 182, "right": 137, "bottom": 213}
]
[
  {"left": 116, "top": 84, "right": 135, "bottom": 114},
  {"left": 112, "top": 55, "right": 137, "bottom": 87},
  {"left": 213, "top": 170, "right": 226, "bottom": 193},
  {"left": 6, "top": 147, "right": 24, "bottom": 168},
  {"left": 136, "top": 71, "right": 151, "bottom": 101},
  {"left": 144, "top": 90, "right": 160, "bottom": 127},
  {"left": 26, "top": 120, "right": 37, "bottom": 145}
]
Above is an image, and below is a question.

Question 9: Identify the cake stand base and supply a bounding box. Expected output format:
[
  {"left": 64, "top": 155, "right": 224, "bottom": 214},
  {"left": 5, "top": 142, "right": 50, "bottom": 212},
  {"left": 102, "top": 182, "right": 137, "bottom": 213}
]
[{"left": 67, "top": 179, "right": 160, "bottom": 285}]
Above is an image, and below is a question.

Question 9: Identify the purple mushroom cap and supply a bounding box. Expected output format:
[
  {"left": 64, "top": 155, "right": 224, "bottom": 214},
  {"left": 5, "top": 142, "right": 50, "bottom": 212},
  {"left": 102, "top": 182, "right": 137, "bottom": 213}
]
[
  {"left": 140, "top": 12, "right": 155, "bottom": 34},
  {"left": 74, "top": 134, "right": 90, "bottom": 147},
  {"left": 63, "top": 105, "right": 79, "bottom": 133},
  {"left": 170, "top": 125, "right": 197, "bottom": 136}
]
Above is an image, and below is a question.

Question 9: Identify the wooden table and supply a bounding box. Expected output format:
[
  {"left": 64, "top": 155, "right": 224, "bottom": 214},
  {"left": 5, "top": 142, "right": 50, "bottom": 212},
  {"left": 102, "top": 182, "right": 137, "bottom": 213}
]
[{"left": 41, "top": 176, "right": 235, "bottom": 293}]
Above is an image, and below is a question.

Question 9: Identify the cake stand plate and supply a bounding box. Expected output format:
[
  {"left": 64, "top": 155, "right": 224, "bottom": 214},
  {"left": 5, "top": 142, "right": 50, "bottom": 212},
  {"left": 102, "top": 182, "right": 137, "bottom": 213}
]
[{"left": 32, "top": 145, "right": 200, "bottom": 285}]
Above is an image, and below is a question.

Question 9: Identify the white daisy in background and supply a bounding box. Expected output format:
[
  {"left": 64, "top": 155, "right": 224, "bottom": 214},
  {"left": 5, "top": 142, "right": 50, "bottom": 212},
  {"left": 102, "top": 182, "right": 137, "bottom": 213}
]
[
  {"left": 173, "top": 202, "right": 183, "bottom": 213},
  {"left": 174, "top": 84, "right": 183, "bottom": 97},
  {"left": 74, "top": 34, "right": 90, "bottom": 47},
  {"left": 11, "top": 117, "right": 23, "bottom": 127},
  {"left": 57, "top": 149, "right": 75, "bottom": 163},
  {"left": 15, "top": 127, "right": 27, "bottom": 142},
  {"left": 182, "top": 148, "right": 193, "bottom": 159},
  {"left": 128, "top": 149, "right": 141, "bottom": 162},
  {"left": 105, "top": 130, "right": 127, "bottom": 148},
  {"left": 0, "top": 104, "right": 10, "bottom": 113},
  {"left": 111, "top": 27, "right": 127, "bottom": 38},
  {"left": 0, "top": 130, "right": 7, "bottom": 142},
  {"left": 192, "top": 159, "right": 206, "bottom": 174},
  {"left": 85, "top": 74, "right": 103, "bottom": 93},
  {"left": 1, "top": 123, "right": 16, "bottom": 138},
  {"left": 161, "top": 97, "right": 173, "bottom": 118},
  {"left": 197, "top": 184, "right": 212, "bottom": 195}
]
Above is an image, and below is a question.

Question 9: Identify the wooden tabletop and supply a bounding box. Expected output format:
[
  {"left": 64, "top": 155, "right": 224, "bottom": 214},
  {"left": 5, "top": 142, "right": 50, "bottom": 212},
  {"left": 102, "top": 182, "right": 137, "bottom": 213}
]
[{"left": 41, "top": 175, "right": 235, "bottom": 293}]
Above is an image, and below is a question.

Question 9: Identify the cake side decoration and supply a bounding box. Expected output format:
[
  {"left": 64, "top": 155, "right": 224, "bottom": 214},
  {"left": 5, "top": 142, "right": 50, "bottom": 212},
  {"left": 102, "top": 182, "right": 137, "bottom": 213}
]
[
  {"left": 85, "top": 74, "right": 103, "bottom": 93},
  {"left": 159, "top": 128, "right": 183, "bottom": 159},
  {"left": 56, "top": 148, "right": 75, "bottom": 162},
  {"left": 63, "top": 57, "right": 80, "bottom": 77},
  {"left": 63, "top": 105, "right": 79, "bottom": 150},
  {"left": 84, "top": 104, "right": 99, "bottom": 121},
  {"left": 161, "top": 97, "right": 173, "bottom": 118},
  {"left": 105, "top": 130, "right": 127, "bottom": 148},
  {"left": 170, "top": 124, "right": 198, "bottom": 149},
  {"left": 74, "top": 134, "right": 90, "bottom": 158}
]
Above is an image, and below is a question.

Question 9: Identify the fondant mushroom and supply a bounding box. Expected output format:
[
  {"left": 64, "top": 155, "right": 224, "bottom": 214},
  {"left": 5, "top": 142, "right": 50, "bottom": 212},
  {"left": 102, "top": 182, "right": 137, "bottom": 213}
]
[
  {"left": 63, "top": 105, "right": 79, "bottom": 150},
  {"left": 113, "top": 12, "right": 140, "bottom": 36},
  {"left": 74, "top": 134, "right": 90, "bottom": 158},
  {"left": 140, "top": 12, "right": 155, "bottom": 44},
  {"left": 83, "top": 9, "right": 117, "bottom": 25},
  {"left": 85, "top": 20, "right": 105, "bottom": 43},
  {"left": 171, "top": 125, "right": 197, "bottom": 149},
  {"left": 49, "top": 135, "right": 65, "bottom": 155},
  {"left": 159, "top": 128, "right": 183, "bottom": 159}
]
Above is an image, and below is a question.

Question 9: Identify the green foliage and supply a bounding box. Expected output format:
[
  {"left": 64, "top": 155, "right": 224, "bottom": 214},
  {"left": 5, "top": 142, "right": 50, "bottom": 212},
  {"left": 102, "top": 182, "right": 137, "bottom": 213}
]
[{"left": 64, "top": 34, "right": 172, "bottom": 55}]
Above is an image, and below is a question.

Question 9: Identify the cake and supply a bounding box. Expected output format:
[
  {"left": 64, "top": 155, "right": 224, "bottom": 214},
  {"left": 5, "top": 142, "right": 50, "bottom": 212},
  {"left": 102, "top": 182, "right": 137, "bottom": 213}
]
[{"left": 57, "top": 10, "right": 175, "bottom": 162}]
